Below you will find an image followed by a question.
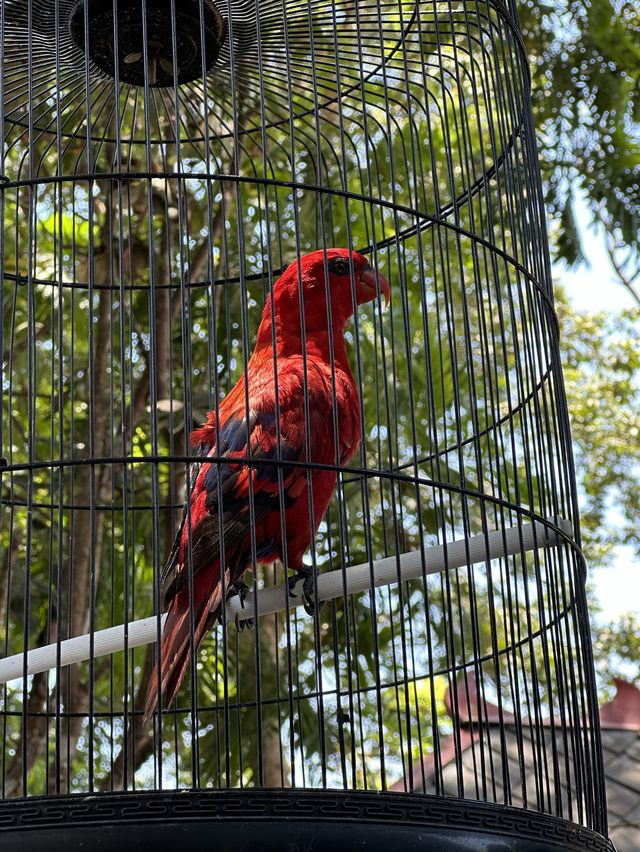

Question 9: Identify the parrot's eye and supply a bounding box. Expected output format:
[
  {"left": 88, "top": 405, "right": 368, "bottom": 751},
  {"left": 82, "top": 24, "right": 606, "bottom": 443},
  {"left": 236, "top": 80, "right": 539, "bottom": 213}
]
[{"left": 328, "top": 257, "right": 351, "bottom": 276}]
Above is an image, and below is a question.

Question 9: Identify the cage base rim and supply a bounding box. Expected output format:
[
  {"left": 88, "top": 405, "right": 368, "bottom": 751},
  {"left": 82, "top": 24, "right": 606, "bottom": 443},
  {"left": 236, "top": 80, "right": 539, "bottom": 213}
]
[{"left": 0, "top": 788, "right": 612, "bottom": 851}]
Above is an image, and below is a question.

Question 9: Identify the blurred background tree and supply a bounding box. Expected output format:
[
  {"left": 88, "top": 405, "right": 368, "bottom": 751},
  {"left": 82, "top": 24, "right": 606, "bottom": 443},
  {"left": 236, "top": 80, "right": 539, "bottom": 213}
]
[
  {"left": 558, "top": 294, "right": 640, "bottom": 691},
  {"left": 520, "top": 0, "right": 640, "bottom": 692},
  {"left": 520, "top": 0, "right": 640, "bottom": 299},
  {"left": 1, "top": 0, "right": 638, "bottom": 794}
]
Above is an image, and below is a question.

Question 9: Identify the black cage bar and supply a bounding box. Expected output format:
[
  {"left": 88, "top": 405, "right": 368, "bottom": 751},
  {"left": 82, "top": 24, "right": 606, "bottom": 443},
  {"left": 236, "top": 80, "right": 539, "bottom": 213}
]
[{"left": 0, "top": 0, "right": 610, "bottom": 849}]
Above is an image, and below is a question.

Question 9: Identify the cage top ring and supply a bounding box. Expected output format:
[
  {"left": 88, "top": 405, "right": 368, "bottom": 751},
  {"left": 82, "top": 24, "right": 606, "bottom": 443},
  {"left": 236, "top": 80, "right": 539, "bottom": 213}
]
[{"left": 68, "top": 0, "right": 227, "bottom": 87}]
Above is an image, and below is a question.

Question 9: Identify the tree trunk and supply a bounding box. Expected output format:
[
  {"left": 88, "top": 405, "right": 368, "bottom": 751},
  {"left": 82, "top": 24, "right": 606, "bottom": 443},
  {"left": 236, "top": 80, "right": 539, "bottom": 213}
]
[{"left": 3, "top": 625, "right": 50, "bottom": 797}]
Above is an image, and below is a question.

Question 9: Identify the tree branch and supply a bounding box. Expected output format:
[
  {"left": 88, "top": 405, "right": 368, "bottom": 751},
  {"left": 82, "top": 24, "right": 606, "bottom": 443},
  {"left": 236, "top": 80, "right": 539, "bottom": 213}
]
[
  {"left": 3, "top": 624, "right": 50, "bottom": 797},
  {"left": 592, "top": 206, "right": 640, "bottom": 308}
]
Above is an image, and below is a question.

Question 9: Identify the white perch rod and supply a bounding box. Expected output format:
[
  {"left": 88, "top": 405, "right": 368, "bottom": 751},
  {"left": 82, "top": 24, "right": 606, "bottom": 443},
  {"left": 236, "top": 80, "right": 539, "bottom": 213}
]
[{"left": 0, "top": 517, "right": 572, "bottom": 685}]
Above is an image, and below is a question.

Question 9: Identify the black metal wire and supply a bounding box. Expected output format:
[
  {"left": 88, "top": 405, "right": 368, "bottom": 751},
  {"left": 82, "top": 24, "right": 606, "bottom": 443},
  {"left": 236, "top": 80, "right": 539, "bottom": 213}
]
[{"left": 0, "top": 0, "right": 606, "bottom": 843}]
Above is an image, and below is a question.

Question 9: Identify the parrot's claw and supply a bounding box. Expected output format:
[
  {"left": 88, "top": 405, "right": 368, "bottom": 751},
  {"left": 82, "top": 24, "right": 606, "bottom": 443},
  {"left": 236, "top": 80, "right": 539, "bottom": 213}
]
[
  {"left": 228, "top": 580, "right": 255, "bottom": 632},
  {"left": 230, "top": 579, "right": 251, "bottom": 603},
  {"left": 288, "top": 567, "right": 323, "bottom": 617},
  {"left": 235, "top": 615, "right": 255, "bottom": 632}
]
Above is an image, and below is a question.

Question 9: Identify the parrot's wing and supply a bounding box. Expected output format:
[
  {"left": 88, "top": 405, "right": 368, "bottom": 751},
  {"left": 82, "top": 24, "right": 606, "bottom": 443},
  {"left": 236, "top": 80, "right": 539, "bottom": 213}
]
[
  {"left": 160, "top": 361, "right": 329, "bottom": 608},
  {"left": 159, "top": 446, "right": 210, "bottom": 604}
]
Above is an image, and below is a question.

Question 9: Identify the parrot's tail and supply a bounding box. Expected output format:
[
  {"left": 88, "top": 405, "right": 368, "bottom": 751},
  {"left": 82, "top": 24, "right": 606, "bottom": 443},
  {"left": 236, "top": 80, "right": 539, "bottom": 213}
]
[{"left": 143, "top": 567, "right": 226, "bottom": 725}]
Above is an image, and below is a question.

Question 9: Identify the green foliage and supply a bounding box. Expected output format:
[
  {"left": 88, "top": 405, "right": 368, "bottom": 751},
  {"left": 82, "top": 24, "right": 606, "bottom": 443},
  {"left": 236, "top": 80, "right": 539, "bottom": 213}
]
[
  {"left": 555, "top": 292, "right": 640, "bottom": 694},
  {"left": 558, "top": 293, "right": 640, "bottom": 563},
  {"left": 519, "top": 0, "right": 640, "bottom": 261},
  {"left": 592, "top": 612, "right": 640, "bottom": 689},
  {"left": 1, "top": 0, "right": 632, "bottom": 797}
]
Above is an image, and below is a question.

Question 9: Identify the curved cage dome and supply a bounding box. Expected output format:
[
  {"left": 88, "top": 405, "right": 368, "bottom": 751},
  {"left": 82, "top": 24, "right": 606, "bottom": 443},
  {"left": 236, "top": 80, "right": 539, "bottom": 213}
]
[{"left": 3, "top": 0, "right": 517, "bottom": 208}]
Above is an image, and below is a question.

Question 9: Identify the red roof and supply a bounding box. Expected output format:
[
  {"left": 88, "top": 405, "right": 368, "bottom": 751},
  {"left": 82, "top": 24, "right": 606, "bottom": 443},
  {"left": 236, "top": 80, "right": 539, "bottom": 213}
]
[
  {"left": 443, "top": 674, "right": 640, "bottom": 732},
  {"left": 600, "top": 679, "right": 640, "bottom": 731}
]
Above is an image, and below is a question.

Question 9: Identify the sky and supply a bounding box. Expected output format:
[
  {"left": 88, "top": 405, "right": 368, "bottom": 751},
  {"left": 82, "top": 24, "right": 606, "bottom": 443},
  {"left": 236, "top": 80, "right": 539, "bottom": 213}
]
[{"left": 553, "top": 196, "right": 640, "bottom": 624}]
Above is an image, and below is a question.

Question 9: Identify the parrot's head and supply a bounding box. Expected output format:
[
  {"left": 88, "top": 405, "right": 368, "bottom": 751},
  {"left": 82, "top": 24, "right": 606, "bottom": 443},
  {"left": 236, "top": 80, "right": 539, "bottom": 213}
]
[{"left": 261, "top": 247, "right": 390, "bottom": 334}]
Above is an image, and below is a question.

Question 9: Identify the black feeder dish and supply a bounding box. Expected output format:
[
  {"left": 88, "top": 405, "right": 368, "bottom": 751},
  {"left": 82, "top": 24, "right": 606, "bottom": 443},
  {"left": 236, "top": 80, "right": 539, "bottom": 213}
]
[{"left": 0, "top": 0, "right": 615, "bottom": 851}]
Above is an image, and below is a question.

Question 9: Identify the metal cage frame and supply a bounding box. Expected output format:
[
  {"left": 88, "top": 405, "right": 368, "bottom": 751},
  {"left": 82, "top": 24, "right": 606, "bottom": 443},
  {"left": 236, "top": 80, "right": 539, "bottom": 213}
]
[{"left": 0, "top": 0, "right": 610, "bottom": 848}]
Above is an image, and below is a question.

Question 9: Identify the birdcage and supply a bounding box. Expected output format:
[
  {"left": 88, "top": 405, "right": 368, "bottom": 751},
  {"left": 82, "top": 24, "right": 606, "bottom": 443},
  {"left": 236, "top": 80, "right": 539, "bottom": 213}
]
[{"left": 0, "top": 0, "right": 612, "bottom": 849}]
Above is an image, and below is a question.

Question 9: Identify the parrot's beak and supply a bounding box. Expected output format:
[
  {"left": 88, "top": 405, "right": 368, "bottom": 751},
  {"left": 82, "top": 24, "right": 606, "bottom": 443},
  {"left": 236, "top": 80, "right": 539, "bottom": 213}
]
[{"left": 361, "top": 265, "right": 391, "bottom": 308}]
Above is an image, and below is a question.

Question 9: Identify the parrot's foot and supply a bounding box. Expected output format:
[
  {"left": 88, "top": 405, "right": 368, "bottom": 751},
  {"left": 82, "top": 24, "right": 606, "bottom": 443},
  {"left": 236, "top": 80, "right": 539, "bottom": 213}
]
[
  {"left": 228, "top": 580, "right": 255, "bottom": 632},
  {"left": 288, "top": 566, "right": 323, "bottom": 617}
]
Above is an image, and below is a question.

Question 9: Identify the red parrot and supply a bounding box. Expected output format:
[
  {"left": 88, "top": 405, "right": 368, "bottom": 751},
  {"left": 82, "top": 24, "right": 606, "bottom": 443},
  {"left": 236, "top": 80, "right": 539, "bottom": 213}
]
[{"left": 144, "top": 248, "right": 390, "bottom": 722}]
